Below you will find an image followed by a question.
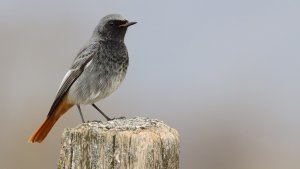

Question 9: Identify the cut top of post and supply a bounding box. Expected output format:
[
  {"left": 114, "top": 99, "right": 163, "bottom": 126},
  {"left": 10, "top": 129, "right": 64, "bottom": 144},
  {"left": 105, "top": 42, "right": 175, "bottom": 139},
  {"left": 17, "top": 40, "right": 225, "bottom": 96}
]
[{"left": 58, "top": 117, "right": 180, "bottom": 169}]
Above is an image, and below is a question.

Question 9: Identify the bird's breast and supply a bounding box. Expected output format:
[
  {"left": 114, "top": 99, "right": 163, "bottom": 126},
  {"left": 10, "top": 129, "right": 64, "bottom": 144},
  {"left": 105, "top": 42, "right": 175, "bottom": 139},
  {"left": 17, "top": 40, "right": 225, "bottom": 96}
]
[{"left": 67, "top": 55, "right": 128, "bottom": 105}]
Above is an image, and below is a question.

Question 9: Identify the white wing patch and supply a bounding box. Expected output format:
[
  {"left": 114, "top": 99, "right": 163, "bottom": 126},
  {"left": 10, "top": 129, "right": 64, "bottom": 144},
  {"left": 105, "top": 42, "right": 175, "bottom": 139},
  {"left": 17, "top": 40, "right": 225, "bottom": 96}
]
[
  {"left": 84, "top": 59, "right": 93, "bottom": 69},
  {"left": 58, "top": 70, "right": 73, "bottom": 89}
]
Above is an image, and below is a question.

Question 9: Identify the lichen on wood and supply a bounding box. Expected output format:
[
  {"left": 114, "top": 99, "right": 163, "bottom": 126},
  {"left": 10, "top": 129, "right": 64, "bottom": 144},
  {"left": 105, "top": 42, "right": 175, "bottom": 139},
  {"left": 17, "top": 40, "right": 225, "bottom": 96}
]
[{"left": 58, "top": 117, "right": 179, "bottom": 169}]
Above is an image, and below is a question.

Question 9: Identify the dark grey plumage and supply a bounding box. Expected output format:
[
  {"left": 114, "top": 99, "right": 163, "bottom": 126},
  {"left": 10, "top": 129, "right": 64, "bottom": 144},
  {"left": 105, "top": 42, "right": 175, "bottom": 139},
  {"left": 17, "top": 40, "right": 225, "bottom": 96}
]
[
  {"left": 48, "top": 14, "right": 136, "bottom": 117},
  {"left": 28, "top": 14, "right": 136, "bottom": 143}
]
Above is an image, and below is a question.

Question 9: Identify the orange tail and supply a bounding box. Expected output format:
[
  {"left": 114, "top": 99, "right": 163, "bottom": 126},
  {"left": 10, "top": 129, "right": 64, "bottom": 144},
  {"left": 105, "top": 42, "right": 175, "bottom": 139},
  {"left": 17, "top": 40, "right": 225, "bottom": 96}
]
[{"left": 28, "top": 97, "right": 73, "bottom": 143}]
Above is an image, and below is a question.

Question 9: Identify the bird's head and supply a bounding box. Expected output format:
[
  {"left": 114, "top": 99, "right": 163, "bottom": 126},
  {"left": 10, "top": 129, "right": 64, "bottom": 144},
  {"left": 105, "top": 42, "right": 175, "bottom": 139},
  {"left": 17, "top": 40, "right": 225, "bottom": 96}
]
[{"left": 93, "top": 14, "right": 137, "bottom": 42}]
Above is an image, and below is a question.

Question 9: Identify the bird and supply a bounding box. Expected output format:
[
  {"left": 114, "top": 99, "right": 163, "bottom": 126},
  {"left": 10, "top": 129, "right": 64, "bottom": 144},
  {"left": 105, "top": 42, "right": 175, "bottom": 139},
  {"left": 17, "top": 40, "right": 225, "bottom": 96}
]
[{"left": 28, "top": 14, "right": 136, "bottom": 143}]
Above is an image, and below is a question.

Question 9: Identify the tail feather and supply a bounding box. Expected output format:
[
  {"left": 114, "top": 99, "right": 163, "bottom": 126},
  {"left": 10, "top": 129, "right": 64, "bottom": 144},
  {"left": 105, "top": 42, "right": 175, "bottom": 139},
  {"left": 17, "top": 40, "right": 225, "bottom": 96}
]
[
  {"left": 28, "top": 116, "right": 59, "bottom": 143},
  {"left": 28, "top": 97, "right": 73, "bottom": 143}
]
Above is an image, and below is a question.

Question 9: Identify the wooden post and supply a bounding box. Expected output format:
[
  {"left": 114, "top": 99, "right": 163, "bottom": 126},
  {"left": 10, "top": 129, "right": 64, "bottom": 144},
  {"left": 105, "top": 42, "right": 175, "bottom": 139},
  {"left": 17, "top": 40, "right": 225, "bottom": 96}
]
[{"left": 58, "top": 117, "right": 179, "bottom": 169}]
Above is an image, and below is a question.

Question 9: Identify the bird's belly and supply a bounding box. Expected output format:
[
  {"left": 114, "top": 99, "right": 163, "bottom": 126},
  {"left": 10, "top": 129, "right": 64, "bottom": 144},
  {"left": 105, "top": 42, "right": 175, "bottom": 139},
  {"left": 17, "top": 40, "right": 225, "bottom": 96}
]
[{"left": 67, "top": 70, "right": 126, "bottom": 104}]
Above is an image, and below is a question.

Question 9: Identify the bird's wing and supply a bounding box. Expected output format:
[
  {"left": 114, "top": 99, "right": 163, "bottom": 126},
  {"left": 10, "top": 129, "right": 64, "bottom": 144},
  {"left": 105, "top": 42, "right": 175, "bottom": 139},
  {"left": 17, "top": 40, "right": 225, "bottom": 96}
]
[{"left": 47, "top": 46, "right": 96, "bottom": 117}]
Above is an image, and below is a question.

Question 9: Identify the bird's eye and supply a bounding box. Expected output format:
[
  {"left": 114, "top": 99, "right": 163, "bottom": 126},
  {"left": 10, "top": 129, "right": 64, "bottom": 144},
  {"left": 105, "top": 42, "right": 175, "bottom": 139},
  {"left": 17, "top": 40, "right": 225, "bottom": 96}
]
[{"left": 109, "top": 21, "right": 114, "bottom": 26}]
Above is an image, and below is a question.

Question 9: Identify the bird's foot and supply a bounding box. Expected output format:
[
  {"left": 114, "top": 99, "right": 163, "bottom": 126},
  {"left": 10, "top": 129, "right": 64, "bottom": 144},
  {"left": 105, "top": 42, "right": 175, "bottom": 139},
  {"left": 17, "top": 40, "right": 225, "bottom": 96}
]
[
  {"left": 87, "top": 120, "right": 102, "bottom": 123},
  {"left": 109, "top": 116, "right": 126, "bottom": 121}
]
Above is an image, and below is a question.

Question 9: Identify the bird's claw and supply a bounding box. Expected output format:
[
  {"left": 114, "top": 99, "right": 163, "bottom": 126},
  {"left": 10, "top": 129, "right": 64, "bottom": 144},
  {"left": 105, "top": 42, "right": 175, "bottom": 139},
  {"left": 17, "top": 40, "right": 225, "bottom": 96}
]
[{"left": 108, "top": 116, "right": 126, "bottom": 121}]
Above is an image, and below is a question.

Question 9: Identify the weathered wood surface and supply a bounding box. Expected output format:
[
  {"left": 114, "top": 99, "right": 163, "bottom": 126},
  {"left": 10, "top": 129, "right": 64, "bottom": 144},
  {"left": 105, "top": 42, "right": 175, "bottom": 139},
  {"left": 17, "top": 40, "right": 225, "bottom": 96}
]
[{"left": 58, "top": 117, "right": 179, "bottom": 169}]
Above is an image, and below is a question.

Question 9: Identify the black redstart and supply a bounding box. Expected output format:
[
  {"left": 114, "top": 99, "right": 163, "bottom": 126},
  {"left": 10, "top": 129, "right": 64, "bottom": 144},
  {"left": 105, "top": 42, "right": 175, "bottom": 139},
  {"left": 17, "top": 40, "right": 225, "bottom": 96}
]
[{"left": 28, "top": 14, "right": 136, "bottom": 143}]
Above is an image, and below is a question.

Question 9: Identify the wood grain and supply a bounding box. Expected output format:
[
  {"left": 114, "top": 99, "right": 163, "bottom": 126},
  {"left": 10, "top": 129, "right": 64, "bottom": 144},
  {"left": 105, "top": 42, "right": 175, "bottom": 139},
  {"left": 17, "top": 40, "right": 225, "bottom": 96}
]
[{"left": 58, "top": 117, "right": 179, "bottom": 169}]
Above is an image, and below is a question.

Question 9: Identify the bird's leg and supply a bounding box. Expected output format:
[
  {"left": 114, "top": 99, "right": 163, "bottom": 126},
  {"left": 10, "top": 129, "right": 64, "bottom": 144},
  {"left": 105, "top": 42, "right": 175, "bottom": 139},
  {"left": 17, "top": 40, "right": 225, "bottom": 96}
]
[
  {"left": 77, "top": 105, "right": 85, "bottom": 123},
  {"left": 91, "top": 104, "right": 112, "bottom": 121}
]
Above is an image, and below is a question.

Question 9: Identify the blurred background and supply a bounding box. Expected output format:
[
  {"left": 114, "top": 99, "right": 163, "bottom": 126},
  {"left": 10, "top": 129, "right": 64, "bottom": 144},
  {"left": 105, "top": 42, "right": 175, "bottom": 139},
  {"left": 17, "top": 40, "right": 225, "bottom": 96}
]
[{"left": 1, "top": 0, "right": 300, "bottom": 169}]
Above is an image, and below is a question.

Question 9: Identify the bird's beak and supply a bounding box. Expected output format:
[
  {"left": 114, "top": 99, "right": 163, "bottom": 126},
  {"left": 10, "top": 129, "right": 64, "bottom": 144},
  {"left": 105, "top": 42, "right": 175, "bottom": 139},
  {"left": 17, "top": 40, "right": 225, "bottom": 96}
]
[{"left": 119, "top": 21, "right": 137, "bottom": 28}]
